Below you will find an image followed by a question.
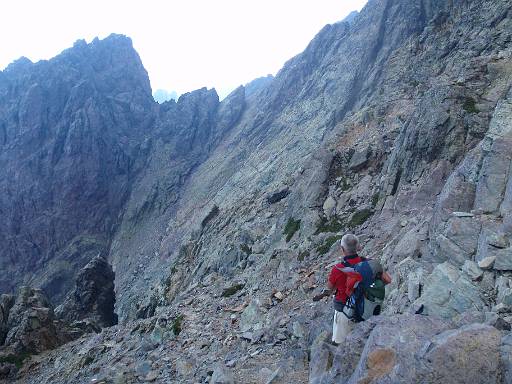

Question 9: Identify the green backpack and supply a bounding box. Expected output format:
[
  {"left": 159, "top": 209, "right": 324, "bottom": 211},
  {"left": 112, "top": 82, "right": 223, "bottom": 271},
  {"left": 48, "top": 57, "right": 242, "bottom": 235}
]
[
  {"left": 360, "top": 279, "right": 386, "bottom": 320},
  {"left": 365, "top": 278, "right": 386, "bottom": 302}
]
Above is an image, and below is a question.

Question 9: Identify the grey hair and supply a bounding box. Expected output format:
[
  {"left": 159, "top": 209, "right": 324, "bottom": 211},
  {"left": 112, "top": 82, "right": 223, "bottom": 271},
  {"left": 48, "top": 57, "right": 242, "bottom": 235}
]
[{"left": 340, "top": 233, "right": 359, "bottom": 254}]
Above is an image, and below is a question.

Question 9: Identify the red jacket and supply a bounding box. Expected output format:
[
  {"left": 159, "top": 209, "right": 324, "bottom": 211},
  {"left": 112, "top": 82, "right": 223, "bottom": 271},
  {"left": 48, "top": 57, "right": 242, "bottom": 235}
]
[{"left": 328, "top": 255, "right": 364, "bottom": 303}]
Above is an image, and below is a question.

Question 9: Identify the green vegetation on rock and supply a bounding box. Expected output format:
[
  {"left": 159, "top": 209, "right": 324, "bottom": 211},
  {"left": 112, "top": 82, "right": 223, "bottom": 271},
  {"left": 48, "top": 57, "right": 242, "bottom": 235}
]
[
  {"left": 240, "top": 243, "right": 252, "bottom": 256},
  {"left": 371, "top": 193, "right": 380, "bottom": 208},
  {"left": 316, "top": 235, "right": 342, "bottom": 255},
  {"left": 222, "top": 283, "right": 245, "bottom": 297},
  {"left": 172, "top": 314, "right": 184, "bottom": 335},
  {"left": 0, "top": 352, "right": 31, "bottom": 369},
  {"left": 83, "top": 355, "right": 95, "bottom": 366},
  {"left": 298, "top": 250, "right": 310, "bottom": 261},
  {"left": 463, "top": 97, "right": 479, "bottom": 114},
  {"left": 348, "top": 208, "right": 373, "bottom": 228},
  {"left": 283, "top": 218, "right": 301, "bottom": 242},
  {"left": 315, "top": 216, "right": 344, "bottom": 234},
  {"left": 339, "top": 177, "right": 351, "bottom": 191}
]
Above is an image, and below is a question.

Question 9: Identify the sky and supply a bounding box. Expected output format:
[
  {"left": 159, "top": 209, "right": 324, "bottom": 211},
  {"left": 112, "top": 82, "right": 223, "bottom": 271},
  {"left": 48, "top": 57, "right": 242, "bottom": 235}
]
[{"left": 0, "top": 0, "right": 368, "bottom": 99}]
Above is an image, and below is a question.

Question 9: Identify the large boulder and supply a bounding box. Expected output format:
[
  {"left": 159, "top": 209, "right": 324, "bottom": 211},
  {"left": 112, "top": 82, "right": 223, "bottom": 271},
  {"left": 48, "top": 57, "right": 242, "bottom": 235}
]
[
  {"left": 55, "top": 256, "right": 117, "bottom": 328},
  {"left": 310, "top": 315, "right": 504, "bottom": 384},
  {"left": 414, "top": 262, "right": 486, "bottom": 318},
  {"left": 3, "top": 287, "right": 60, "bottom": 354}
]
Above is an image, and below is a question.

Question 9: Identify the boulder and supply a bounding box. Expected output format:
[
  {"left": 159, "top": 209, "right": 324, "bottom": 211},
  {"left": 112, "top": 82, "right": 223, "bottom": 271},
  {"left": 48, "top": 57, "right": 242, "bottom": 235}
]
[
  {"left": 444, "top": 216, "right": 481, "bottom": 254},
  {"left": 55, "top": 256, "right": 117, "bottom": 328},
  {"left": 323, "top": 196, "right": 337, "bottom": 218},
  {"left": 419, "top": 324, "right": 501, "bottom": 383},
  {"left": 433, "top": 216, "right": 481, "bottom": 266},
  {"left": 349, "top": 147, "right": 370, "bottom": 171},
  {"left": 313, "top": 315, "right": 503, "bottom": 384},
  {"left": 478, "top": 256, "right": 496, "bottom": 270},
  {"left": 240, "top": 300, "right": 264, "bottom": 332},
  {"left": 474, "top": 137, "right": 512, "bottom": 214},
  {"left": 462, "top": 260, "right": 483, "bottom": 281},
  {"left": 493, "top": 248, "right": 512, "bottom": 270},
  {"left": 496, "top": 277, "right": 512, "bottom": 307},
  {"left": 210, "top": 366, "right": 234, "bottom": 384},
  {"left": 392, "top": 223, "right": 428, "bottom": 261},
  {"left": 476, "top": 227, "right": 509, "bottom": 262},
  {"left": 414, "top": 262, "right": 485, "bottom": 318},
  {"left": 3, "top": 287, "right": 60, "bottom": 354}
]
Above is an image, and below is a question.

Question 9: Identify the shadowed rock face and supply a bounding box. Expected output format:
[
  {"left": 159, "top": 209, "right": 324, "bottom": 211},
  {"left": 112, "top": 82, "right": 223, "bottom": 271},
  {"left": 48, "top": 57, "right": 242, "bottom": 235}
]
[
  {"left": 3, "top": 287, "right": 59, "bottom": 354},
  {"left": 55, "top": 256, "right": 117, "bottom": 328},
  {"left": 0, "top": 35, "right": 244, "bottom": 308},
  {"left": 0, "top": 34, "right": 155, "bottom": 302}
]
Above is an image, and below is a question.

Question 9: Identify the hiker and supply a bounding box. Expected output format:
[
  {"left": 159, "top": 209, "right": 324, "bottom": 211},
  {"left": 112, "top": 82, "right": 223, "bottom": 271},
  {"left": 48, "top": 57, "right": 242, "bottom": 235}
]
[{"left": 313, "top": 233, "right": 391, "bottom": 344}]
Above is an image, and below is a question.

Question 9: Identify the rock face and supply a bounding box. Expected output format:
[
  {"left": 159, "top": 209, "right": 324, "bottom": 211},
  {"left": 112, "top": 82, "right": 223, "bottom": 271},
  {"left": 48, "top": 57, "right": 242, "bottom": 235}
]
[
  {"left": 310, "top": 315, "right": 503, "bottom": 384},
  {"left": 414, "top": 262, "right": 486, "bottom": 318},
  {"left": 0, "top": 34, "right": 155, "bottom": 303},
  {"left": 55, "top": 256, "right": 117, "bottom": 328},
  {"left": 0, "top": 35, "right": 243, "bottom": 310},
  {"left": 2, "top": 0, "right": 512, "bottom": 382},
  {"left": 2, "top": 287, "right": 59, "bottom": 354}
]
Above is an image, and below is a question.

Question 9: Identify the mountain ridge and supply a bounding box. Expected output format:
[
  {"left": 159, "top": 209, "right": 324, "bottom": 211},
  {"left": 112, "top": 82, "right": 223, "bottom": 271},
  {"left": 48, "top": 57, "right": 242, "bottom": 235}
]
[{"left": 1, "top": 0, "right": 512, "bottom": 382}]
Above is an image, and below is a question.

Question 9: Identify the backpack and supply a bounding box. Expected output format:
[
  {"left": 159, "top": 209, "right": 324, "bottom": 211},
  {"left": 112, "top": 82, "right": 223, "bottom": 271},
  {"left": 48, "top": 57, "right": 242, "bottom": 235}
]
[{"left": 337, "top": 259, "right": 383, "bottom": 322}]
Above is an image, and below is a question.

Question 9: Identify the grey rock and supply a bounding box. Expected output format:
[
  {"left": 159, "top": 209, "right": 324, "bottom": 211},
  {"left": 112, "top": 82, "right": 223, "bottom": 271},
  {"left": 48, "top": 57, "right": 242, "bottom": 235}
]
[
  {"left": 55, "top": 255, "right": 117, "bottom": 328},
  {"left": 434, "top": 234, "right": 472, "bottom": 266},
  {"left": 452, "top": 212, "right": 474, "bottom": 217},
  {"left": 3, "top": 1, "right": 512, "bottom": 382},
  {"left": 407, "top": 269, "right": 424, "bottom": 302},
  {"left": 488, "top": 233, "right": 510, "bottom": 249},
  {"left": 322, "top": 196, "right": 337, "bottom": 218},
  {"left": 497, "top": 278, "right": 512, "bottom": 307},
  {"left": 210, "top": 366, "right": 234, "bottom": 384},
  {"left": 4, "top": 287, "right": 60, "bottom": 354},
  {"left": 419, "top": 324, "right": 501, "bottom": 383},
  {"left": 474, "top": 138, "right": 512, "bottom": 214},
  {"left": 325, "top": 316, "right": 503, "bottom": 384},
  {"left": 444, "top": 216, "right": 481, "bottom": 254},
  {"left": 392, "top": 224, "right": 427, "bottom": 261},
  {"left": 494, "top": 248, "right": 512, "bottom": 270},
  {"left": 462, "top": 260, "right": 483, "bottom": 281},
  {"left": 240, "top": 300, "right": 264, "bottom": 332},
  {"left": 265, "top": 367, "right": 282, "bottom": 384},
  {"left": 501, "top": 332, "right": 512, "bottom": 384},
  {"left": 476, "top": 226, "right": 510, "bottom": 262},
  {"left": 493, "top": 303, "right": 511, "bottom": 314},
  {"left": 414, "top": 262, "right": 485, "bottom": 318},
  {"left": 292, "top": 321, "right": 305, "bottom": 339},
  {"left": 225, "top": 359, "right": 236, "bottom": 368},
  {"left": 349, "top": 147, "right": 370, "bottom": 171},
  {"left": 478, "top": 256, "right": 496, "bottom": 270}
]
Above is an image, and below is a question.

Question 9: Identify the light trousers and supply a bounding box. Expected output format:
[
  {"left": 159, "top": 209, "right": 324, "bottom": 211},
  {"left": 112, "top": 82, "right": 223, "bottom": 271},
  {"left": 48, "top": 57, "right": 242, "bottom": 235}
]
[{"left": 332, "top": 310, "right": 352, "bottom": 344}]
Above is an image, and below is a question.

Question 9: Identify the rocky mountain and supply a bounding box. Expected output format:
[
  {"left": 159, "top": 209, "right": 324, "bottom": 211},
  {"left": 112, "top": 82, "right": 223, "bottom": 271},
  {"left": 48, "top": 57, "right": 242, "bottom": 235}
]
[{"left": 1, "top": 0, "right": 512, "bottom": 382}]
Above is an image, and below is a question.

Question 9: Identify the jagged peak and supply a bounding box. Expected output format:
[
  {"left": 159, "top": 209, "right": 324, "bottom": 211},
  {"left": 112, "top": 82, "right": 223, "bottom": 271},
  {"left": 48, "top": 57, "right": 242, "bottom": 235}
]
[
  {"left": 177, "top": 87, "right": 219, "bottom": 104},
  {"left": 2, "top": 56, "right": 33, "bottom": 74}
]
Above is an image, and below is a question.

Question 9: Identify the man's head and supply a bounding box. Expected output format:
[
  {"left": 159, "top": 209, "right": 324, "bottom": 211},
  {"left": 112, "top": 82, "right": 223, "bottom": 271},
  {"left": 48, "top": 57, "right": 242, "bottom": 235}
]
[{"left": 340, "top": 233, "right": 360, "bottom": 256}]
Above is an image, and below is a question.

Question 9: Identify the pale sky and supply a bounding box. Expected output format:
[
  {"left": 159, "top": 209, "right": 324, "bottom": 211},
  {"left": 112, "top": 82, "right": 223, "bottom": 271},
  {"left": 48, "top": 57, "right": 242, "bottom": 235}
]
[{"left": 0, "top": 0, "right": 367, "bottom": 98}]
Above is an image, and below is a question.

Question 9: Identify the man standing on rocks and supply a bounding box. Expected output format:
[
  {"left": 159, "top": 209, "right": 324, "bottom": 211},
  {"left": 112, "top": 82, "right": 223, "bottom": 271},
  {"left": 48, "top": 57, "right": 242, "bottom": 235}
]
[{"left": 314, "top": 234, "right": 391, "bottom": 344}]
